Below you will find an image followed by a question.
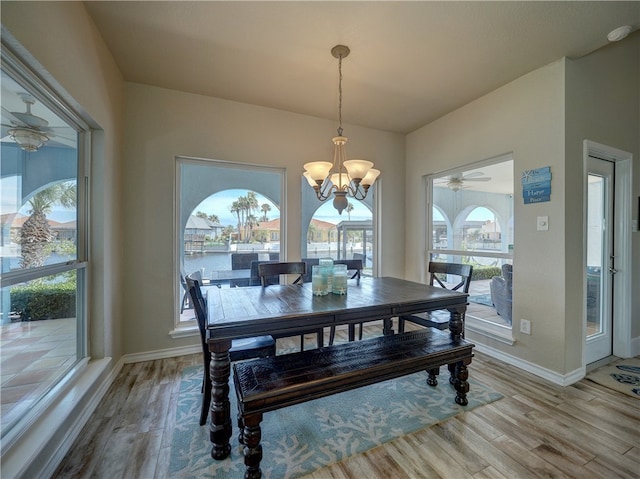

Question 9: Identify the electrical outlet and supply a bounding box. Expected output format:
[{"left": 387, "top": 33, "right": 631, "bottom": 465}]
[{"left": 520, "top": 319, "right": 531, "bottom": 335}]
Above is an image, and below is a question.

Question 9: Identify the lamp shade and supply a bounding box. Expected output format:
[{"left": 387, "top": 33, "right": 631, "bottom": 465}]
[
  {"left": 302, "top": 171, "right": 317, "bottom": 187},
  {"left": 343, "top": 159, "right": 373, "bottom": 180},
  {"left": 361, "top": 168, "right": 380, "bottom": 187},
  {"left": 330, "top": 172, "right": 350, "bottom": 189},
  {"left": 303, "top": 161, "right": 333, "bottom": 183}
]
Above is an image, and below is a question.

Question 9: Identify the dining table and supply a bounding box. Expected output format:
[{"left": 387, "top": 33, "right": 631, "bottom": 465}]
[{"left": 205, "top": 275, "right": 469, "bottom": 460}]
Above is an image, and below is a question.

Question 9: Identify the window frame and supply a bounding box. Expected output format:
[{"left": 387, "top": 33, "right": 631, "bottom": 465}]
[
  {"left": 0, "top": 41, "right": 91, "bottom": 443},
  {"left": 425, "top": 154, "right": 514, "bottom": 343},
  {"left": 172, "top": 156, "right": 286, "bottom": 335}
]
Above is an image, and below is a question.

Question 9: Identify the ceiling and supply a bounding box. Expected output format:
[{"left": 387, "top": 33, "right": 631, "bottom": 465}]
[{"left": 83, "top": 1, "right": 639, "bottom": 134}]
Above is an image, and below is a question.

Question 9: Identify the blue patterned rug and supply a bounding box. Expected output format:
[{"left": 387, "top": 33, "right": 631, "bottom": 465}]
[{"left": 169, "top": 364, "right": 502, "bottom": 478}]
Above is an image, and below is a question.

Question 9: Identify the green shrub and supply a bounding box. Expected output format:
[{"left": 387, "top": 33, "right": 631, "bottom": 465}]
[
  {"left": 471, "top": 266, "right": 502, "bottom": 281},
  {"left": 11, "top": 281, "right": 76, "bottom": 321}
]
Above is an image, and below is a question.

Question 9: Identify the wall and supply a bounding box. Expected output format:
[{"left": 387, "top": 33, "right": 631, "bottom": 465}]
[
  {"left": 121, "top": 83, "right": 405, "bottom": 355},
  {"left": 565, "top": 32, "right": 640, "bottom": 363},
  {"left": 406, "top": 32, "right": 640, "bottom": 376},
  {"left": 406, "top": 60, "right": 569, "bottom": 373}
]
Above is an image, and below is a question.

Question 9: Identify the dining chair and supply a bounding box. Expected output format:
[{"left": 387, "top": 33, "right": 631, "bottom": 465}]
[
  {"left": 185, "top": 271, "right": 276, "bottom": 426},
  {"left": 257, "top": 261, "right": 322, "bottom": 351},
  {"left": 398, "top": 261, "right": 473, "bottom": 333},
  {"left": 179, "top": 272, "right": 191, "bottom": 313}
]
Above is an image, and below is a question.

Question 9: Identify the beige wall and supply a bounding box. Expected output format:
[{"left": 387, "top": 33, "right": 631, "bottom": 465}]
[
  {"left": 121, "top": 83, "right": 405, "bottom": 354},
  {"left": 2, "top": 2, "right": 125, "bottom": 360},
  {"left": 406, "top": 33, "right": 640, "bottom": 375},
  {"left": 565, "top": 32, "right": 640, "bottom": 363},
  {"left": 406, "top": 60, "right": 569, "bottom": 372}
]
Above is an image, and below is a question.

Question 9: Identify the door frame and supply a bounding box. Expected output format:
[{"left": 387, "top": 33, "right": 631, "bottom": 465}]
[{"left": 583, "top": 140, "right": 633, "bottom": 363}]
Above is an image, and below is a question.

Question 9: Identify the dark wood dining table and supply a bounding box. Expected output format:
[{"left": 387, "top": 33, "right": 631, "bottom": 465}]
[{"left": 205, "top": 276, "right": 469, "bottom": 460}]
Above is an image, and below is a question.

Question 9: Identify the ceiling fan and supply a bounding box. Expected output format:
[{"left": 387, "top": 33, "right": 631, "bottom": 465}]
[
  {"left": 1, "top": 93, "right": 55, "bottom": 152},
  {"left": 436, "top": 172, "right": 492, "bottom": 192}
]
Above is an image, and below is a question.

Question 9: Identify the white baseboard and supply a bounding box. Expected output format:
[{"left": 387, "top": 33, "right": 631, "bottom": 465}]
[
  {"left": 122, "top": 344, "right": 200, "bottom": 364},
  {"left": 473, "top": 342, "right": 585, "bottom": 386}
]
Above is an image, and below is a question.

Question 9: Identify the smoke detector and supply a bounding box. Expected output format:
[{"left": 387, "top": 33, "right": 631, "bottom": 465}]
[{"left": 607, "top": 25, "right": 632, "bottom": 42}]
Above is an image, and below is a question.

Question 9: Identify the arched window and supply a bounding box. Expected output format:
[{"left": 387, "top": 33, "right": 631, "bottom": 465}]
[
  {"left": 303, "top": 199, "right": 374, "bottom": 275},
  {"left": 176, "top": 158, "right": 284, "bottom": 325}
]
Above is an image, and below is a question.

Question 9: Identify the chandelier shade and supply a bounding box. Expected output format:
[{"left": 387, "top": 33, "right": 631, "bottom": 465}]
[{"left": 303, "top": 45, "right": 379, "bottom": 214}]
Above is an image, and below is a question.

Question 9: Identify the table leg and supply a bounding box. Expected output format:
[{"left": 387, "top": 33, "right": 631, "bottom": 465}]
[
  {"left": 451, "top": 360, "right": 470, "bottom": 406},
  {"left": 448, "top": 305, "right": 466, "bottom": 341},
  {"left": 382, "top": 318, "right": 394, "bottom": 335},
  {"left": 209, "top": 339, "right": 232, "bottom": 460}
]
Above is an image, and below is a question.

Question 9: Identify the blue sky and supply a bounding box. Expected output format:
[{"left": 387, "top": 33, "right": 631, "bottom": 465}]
[{"left": 193, "top": 189, "right": 372, "bottom": 226}]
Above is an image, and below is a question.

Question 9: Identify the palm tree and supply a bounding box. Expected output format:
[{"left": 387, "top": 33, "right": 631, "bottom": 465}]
[
  {"left": 195, "top": 211, "right": 219, "bottom": 223},
  {"left": 260, "top": 203, "right": 271, "bottom": 221},
  {"left": 20, "top": 182, "right": 76, "bottom": 269},
  {"left": 345, "top": 202, "right": 354, "bottom": 221},
  {"left": 246, "top": 214, "right": 259, "bottom": 241},
  {"left": 307, "top": 223, "right": 318, "bottom": 243},
  {"left": 230, "top": 201, "right": 242, "bottom": 242}
]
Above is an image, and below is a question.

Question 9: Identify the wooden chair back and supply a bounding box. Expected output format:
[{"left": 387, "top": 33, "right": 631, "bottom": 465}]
[
  {"left": 258, "top": 261, "right": 306, "bottom": 286},
  {"left": 185, "top": 271, "right": 208, "bottom": 352},
  {"left": 334, "top": 259, "right": 363, "bottom": 282},
  {"left": 428, "top": 262, "right": 473, "bottom": 293}
]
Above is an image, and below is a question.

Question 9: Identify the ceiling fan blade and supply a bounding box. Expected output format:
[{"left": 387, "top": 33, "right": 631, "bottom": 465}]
[
  {"left": 460, "top": 171, "right": 485, "bottom": 179},
  {"left": 1, "top": 106, "right": 26, "bottom": 127},
  {"left": 465, "top": 177, "right": 491, "bottom": 181}
]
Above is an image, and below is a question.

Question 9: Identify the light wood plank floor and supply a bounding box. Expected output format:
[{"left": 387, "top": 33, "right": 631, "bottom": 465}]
[{"left": 54, "top": 323, "right": 640, "bottom": 478}]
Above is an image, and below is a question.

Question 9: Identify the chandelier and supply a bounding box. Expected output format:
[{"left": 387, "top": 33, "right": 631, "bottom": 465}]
[{"left": 303, "top": 45, "right": 380, "bottom": 214}]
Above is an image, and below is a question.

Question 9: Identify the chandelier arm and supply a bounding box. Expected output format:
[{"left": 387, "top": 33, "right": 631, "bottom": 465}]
[
  {"left": 347, "top": 183, "right": 369, "bottom": 200},
  {"left": 316, "top": 181, "right": 336, "bottom": 201}
]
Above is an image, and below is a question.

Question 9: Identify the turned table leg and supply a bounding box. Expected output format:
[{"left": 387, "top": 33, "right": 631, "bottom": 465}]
[
  {"left": 451, "top": 360, "right": 470, "bottom": 406},
  {"left": 427, "top": 367, "right": 439, "bottom": 386},
  {"left": 242, "top": 413, "right": 264, "bottom": 479},
  {"left": 209, "top": 339, "right": 232, "bottom": 459}
]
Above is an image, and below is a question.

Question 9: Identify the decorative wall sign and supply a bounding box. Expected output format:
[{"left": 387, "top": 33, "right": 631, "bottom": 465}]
[{"left": 522, "top": 166, "right": 551, "bottom": 204}]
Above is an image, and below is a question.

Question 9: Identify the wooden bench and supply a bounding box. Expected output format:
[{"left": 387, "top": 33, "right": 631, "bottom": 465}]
[{"left": 233, "top": 328, "right": 475, "bottom": 479}]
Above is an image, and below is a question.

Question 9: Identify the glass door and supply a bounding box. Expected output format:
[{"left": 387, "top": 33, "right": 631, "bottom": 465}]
[{"left": 585, "top": 156, "right": 614, "bottom": 363}]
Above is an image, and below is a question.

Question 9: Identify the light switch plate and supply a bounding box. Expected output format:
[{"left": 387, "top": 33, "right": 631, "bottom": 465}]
[{"left": 537, "top": 216, "right": 549, "bottom": 231}]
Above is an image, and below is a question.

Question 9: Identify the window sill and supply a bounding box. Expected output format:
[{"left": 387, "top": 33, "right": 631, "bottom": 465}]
[
  {"left": 169, "top": 322, "right": 198, "bottom": 339},
  {"left": 465, "top": 316, "right": 515, "bottom": 345}
]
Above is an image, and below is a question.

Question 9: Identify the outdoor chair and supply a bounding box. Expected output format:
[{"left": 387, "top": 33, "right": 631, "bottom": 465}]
[
  {"left": 185, "top": 271, "right": 276, "bottom": 426},
  {"left": 257, "top": 262, "right": 322, "bottom": 351},
  {"left": 230, "top": 253, "right": 258, "bottom": 287},
  {"left": 180, "top": 272, "right": 191, "bottom": 313},
  {"left": 490, "top": 263, "right": 513, "bottom": 324},
  {"left": 398, "top": 261, "right": 473, "bottom": 333}
]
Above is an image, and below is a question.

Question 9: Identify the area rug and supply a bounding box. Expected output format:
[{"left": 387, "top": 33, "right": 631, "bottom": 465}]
[
  {"left": 587, "top": 357, "right": 640, "bottom": 398},
  {"left": 169, "top": 365, "right": 502, "bottom": 479}
]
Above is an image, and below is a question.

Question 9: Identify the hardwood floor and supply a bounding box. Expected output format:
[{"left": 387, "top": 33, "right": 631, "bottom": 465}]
[{"left": 54, "top": 323, "right": 639, "bottom": 479}]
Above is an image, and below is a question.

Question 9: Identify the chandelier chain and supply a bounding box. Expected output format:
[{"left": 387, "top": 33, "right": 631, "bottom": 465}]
[{"left": 337, "top": 53, "right": 343, "bottom": 136}]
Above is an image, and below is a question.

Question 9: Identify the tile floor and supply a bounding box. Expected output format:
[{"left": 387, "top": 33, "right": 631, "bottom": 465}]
[{"left": 0, "top": 317, "right": 77, "bottom": 433}]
